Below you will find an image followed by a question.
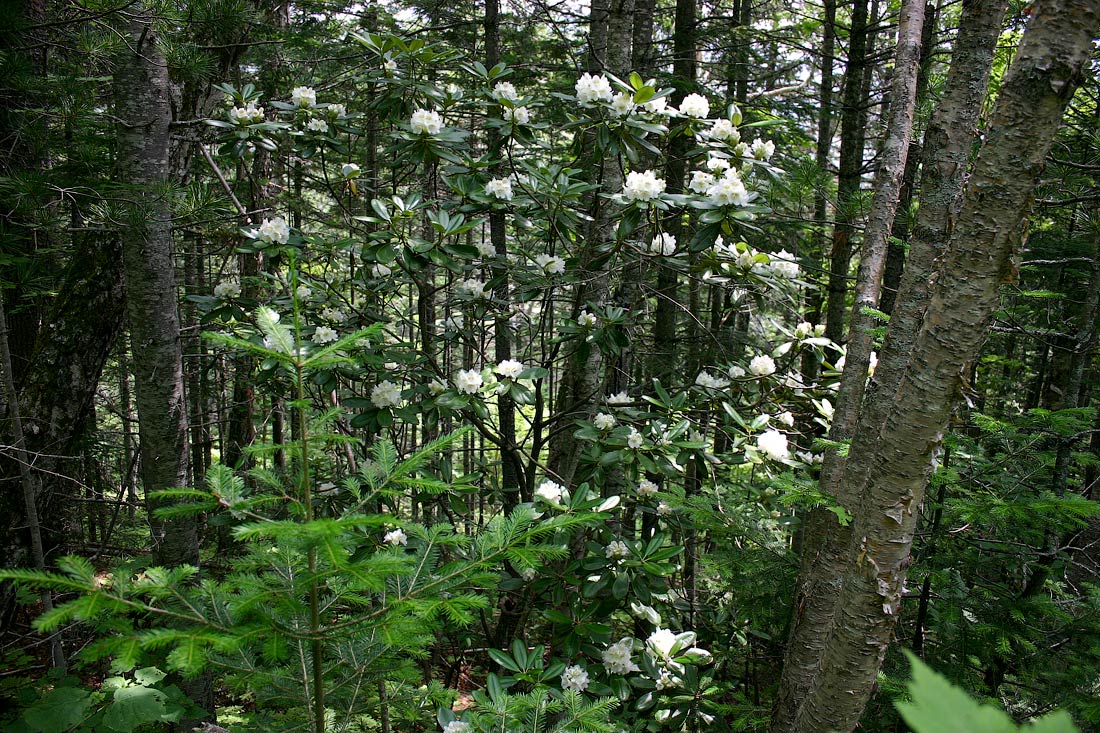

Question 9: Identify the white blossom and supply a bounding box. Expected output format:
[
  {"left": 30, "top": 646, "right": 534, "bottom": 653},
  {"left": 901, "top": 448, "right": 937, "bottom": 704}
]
[
  {"left": 383, "top": 528, "right": 407, "bottom": 546},
  {"left": 706, "top": 174, "right": 750, "bottom": 207},
  {"left": 708, "top": 118, "right": 740, "bottom": 142},
  {"left": 794, "top": 321, "right": 813, "bottom": 339},
  {"left": 410, "top": 108, "right": 443, "bottom": 135},
  {"left": 657, "top": 501, "right": 672, "bottom": 516},
  {"left": 602, "top": 638, "right": 640, "bottom": 675},
  {"left": 456, "top": 279, "right": 487, "bottom": 299},
  {"left": 647, "top": 628, "right": 678, "bottom": 659},
  {"left": 520, "top": 567, "right": 537, "bottom": 582},
  {"left": 535, "top": 254, "right": 566, "bottom": 274},
  {"left": 769, "top": 250, "right": 799, "bottom": 278},
  {"left": 643, "top": 96, "right": 671, "bottom": 115},
  {"left": 506, "top": 106, "right": 531, "bottom": 125},
  {"left": 485, "top": 177, "right": 513, "bottom": 200},
  {"left": 578, "top": 311, "right": 599, "bottom": 328},
  {"left": 627, "top": 428, "right": 644, "bottom": 449},
  {"left": 678, "top": 93, "right": 710, "bottom": 118},
  {"left": 495, "top": 359, "right": 524, "bottom": 379},
  {"left": 777, "top": 411, "right": 795, "bottom": 427},
  {"left": 428, "top": 380, "right": 448, "bottom": 396},
  {"left": 750, "top": 139, "right": 776, "bottom": 160},
  {"left": 622, "top": 170, "right": 666, "bottom": 203},
  {"left": 594, "top": 412, "right": 616, "bottom": 430},
  {"left": 492, "top": 81, "right": 519, "bottom": 102},
  {"left": 291, "top": 86, "right": 316, "bottom": 108},
  {"left": 637, "top": 479, "right": 658, "bottom": 497},
  {"left": 371, "top": 380, "right": 403, "bottom": 408},
  {"left": 689, "top": 170, "right": 716, "bottom": 194},
  {"left": 312, "top": 326, "right": 338, "bottom": 344},
  {"left": 214, "top": 280, "right": 241, "bottom": 299},
  {"left": 706, "top": 156, "right": 732, "bottom": 172},
  {"left": 296, "top": 285, "right": 312, "bottom": 300},
  {"left": 728, "top": 365, "right": 746, "bottom": 379},
  {"left": 306, "top": 118, "right": 328, "bottom": 133},
  {"left": 256, "top": 216, "right": 290, "bottom": 244},
  {"left": 695, "top": 371, "right": 729, "bottom": 390},
  {"left": 756, "top": 430, "right": 789, "bottom": 461},
  {"left": 610, "top": 92, "right": 635, "bottom": 117},
  {"left": 575, "top": 73, "right": 614, "bottom": 106},
  {"left": 454, "top": 369, "right": 483, "bottom": 394},
  {"left": 749, "top": 355, "right": 776, "bottom": 376},
  {"left": 321, "top": 307, "right": 346, "bottom": 323},
  {"left": 383, "top": 58, "right": 398, "bottom": 74},
  {"left": 476, "top": 240, "right": 497, "bottom": 258},
  {"left": 608, "top": 391, "right": 631, "bottom": 405},
  {"left": 535, "top": 480, "right": 564, "bottom": 503},
  {"left": 328, "top": 103, "right": 347, "bottom": 118},
  {"left": 560, "top": 665, "right": 590, "bottom": 692},
  {"left": 648, "top": 233, "right": 676, "bottom": 256},
  {"left": 605, "top": 540, "right": 631, "bottom": 560},
  {"left": 229, "top": 103, "right": 264, "bottom": 124}
]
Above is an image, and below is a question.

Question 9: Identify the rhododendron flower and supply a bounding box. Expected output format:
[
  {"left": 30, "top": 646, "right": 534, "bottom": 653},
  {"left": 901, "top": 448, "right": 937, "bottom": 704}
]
[
  {"left": 622, "top": 170, "right": 666, "bottom": 202},
  {"left": 535, "top": 480, "right": 564, "bottom": 503},
  {"left": 643, "top": 96, "right": 671, "bottom": 115},
  {"left": 561, "top": 664, "right": 590, "bottom": 692},
  {"left": 605, "top": 540, "right": 630, "bottom": 560},
  {"left": 610, "top": 92, "right": 635, "bottom": 117},
  {"left": 608, "top": 391, "right": 631, "bottom": 405},
  {"left": 575, "top": 73, "right": 613, "bottom": 106},
  {"left": 795, "top": 321, "right": 813, "bottom": 338},
  {"left": 454, "top": 369, "right": 483, "bottom": 394},
  {"left": 328, "top": 103, "right": 347, "bottom": 118},
  {"left": 214, "top": 280, "right": 240, "bottom": 299},
  {"left": 657, "top": 501, "right": 672, "bottom": 516},
  {"left": 637, "top": 478, "right": 658, "bottom": 497},
  {"left": 506, "top": 106, "right": 530, "bottom": 125},
  {"left": 769, "top": 250, "right": 799, "bottom": 278},
  {"left": 647, "top": 628, "right": 678, "bottom": 659},
  {"left": 495, "top": 359, "right": 524, "bottom": 379},
  {"left": 706, "top": 174, "right": 750, "bottom": 207},
  {"left": 296, "top": 285, "right": 312, "bottom": 299},
  {"left": 756, "top": 429, "right": 789, "bottom": 461},
  {"left": 256, "top": 216, "right": 290, "bottom": 244},
  {"left": 370, "top": 380, "right": 403, "bottom": 408},
  {"left": 678, "top": 93, "right": 710, "bottom": 118},
  {"left": 410, "top": 108, "right": 443, "bottom": 135},
  {"left": 648, "top": 233, "right": 676, "bottom": 256},
  {"left": 312, "top": 326, "right": 337, "bottom": 344},
  {"left": 603, "top": 638, "right": 640, "bottom": 675},
  {"left": 520, "top": 567, "right": 537, "bottom": 582},
  {"left": 456, "top": 279, "right": 487, "bottom": 299},
  {"left": 708, "top": 119, "right": 740, "bottom": 142},
  {"left": 627, "top": 428, "right": 644, "bottom": 449},
  {"left": 485, "top": 177, "right": 513, "bottom": 200},
  {"left": 777, "top": 411, "right": 795, "bottom": 427},
  {"left": 384, "top": 528, "right": 407, "bottom": 546},
  {"left": 695, "top": 371, "right": 729, "bottom": 389},
  {"left": 306, "top": 118, "right": 328, "bottom": 133},
  {"left": 689, "top": 170, "right": 716, "bottom": 194},
  {"left": 383, "top": 58, "right": 398, "bottom": 74},
  {"left": 291, "top": 86, "right": 316, "bottom": 108},
  {"left": 535, "top": 254, "right": 566, "bottom": 274},
  {"left": 750, "top": 139, "right": 776, "bottom": 160},
  {"left": 475, "top": 240, "right": 496, "bottom": 258},
  {"left": 594, "top": 412, "right": 616, "bottom": 430},
  {"left": 492, "top": 81, "right": 519, "bottom": 102},
  {"left": 749, "top": 355, "right": 776, "bottom": 376},
  {"left": 578, "top": 311, "right": 599, "bottom": 328}
]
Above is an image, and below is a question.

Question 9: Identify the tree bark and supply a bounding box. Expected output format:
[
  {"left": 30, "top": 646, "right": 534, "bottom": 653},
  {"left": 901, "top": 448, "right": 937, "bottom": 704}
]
[{"left": 779, "top": 2, "right": 1098, "bottom": 730}]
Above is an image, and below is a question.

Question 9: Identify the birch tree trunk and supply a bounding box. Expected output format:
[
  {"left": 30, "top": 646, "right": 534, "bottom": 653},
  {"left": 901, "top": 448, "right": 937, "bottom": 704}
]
[{"left": 778, "top": 2, "right": 1099, "bottom": 730}]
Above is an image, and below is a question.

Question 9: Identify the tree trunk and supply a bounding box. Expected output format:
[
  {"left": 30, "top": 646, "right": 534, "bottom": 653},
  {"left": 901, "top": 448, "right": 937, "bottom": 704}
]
[{"left": 779, "top": 2, "right": 1098, "bottom": 730}]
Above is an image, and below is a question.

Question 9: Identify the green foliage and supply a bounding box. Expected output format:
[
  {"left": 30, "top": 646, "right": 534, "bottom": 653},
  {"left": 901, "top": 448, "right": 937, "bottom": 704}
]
[{"left": 898, "top": 655, "right": 1078, "bottom": 733}]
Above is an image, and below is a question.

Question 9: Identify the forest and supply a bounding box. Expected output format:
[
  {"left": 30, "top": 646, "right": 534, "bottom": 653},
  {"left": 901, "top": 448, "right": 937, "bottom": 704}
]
[{"left": 1, "top": 0, "right": 1100, "bottom": 730}]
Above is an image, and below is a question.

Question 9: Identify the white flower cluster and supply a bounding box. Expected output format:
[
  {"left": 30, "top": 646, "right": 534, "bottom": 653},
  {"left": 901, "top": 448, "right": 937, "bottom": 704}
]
[
  {"left": 611, "top": 92, "right": 635, "bottom": 117},
  {"left": 602, "top": 638, "right": 640, "bottom": 675},
  {"left": 535, "top": 479, "right": 564, "bottom": 503},
  {"left": 383, "top": 528, "right": 407, "bottom": 546},
  {"left": 796, "top": 450, "right": 824, "bottom": 465},
  {"left": 707, "top": 118, "right": 739, "bottom": 143},
  {"left": 291, "top": 86, "right": 316, "bottom": 108},
  {"left": 213, "top": 280, "right": 241, "bottom": 299},
  {"left": 705, "top": 169, "right": 751, "bottom": 207},
  {"left": 678, "top": 93, "right": 710, "bottom": 118},
  {"left": 756, "top": 429, "right": 789, "bottom": 461},
  {"left": 306, "top": 118, "right": 328, "bottom": 133},
  {"left": 577, "top": 311, "right": 599, "bottom": 328},
  {"left": 646, "top": 628, "right": 678, "bottom": 660},
  {"left": 749, "top": 354, "right": 776, "bottom": 376},
  {"left": 622, "top": 170, "right": 666, "bottom": 203},
  {"left": 605, "top": 540, "right": 630, "bottom": 560},
  {"left": 321, "top": 307, "right": 346, "bottom": 323},
  {"left": 312, "top": 325, "right": 338, "bottom": 344},
  {"left": 454, "top": 368, "right": 483, "bottom": 394},
  {"left": 456, "top": 279, "right": 487, "bottom": 299},
  {"left": 561, "top": 664, "right": 590, "bottom": 692},
  {"left": 328, "top": 103, "right": 347, "bottom": 118},
  {"left": 627, "top": 427, "right": 644, "bottom": 449},
  {"left": 535, "top": 253, "right": 566, "bottom": 275},
  {"left": 228, "top": 102, "right": 264, "bottom": 124},
  {"left": 506, "top": 106, "right": 531, "bottom": 125},
  {"left": 492, "top": 81, "right": 520, "bottom": 102},
  {"left": 750, "top": 139, "right": 776, "bottom": 160},
  {"left": 637, "top": 478, "right": 658, "bottom": 497},
  {"left": 485, "top": 177, "right": 513, "bottom": 200},
  {"left": 495, "top": 359, "right": 524, "bottom": 379},
  {"left": 594, "top": 412, "right": 616, "bottom": 430},
  {"left": 647, "top": 233, "right": 676, "bottom": 256},
  {"left": 695, "top": 371, "right": 729, "bottom": 390},
  {"left": 371, "top": 380, "right": 403, "bottom": 408},
  {"left": 608, "top": 391, "right": 631, "bottom": 405},
  {"left": 255, "top": 216, "right": 290, "bottom": 245},
  {"left": 410, "top": 108, "right": 443, "bottom": 135},
  {"left": 575, "top": 73, "right": 614, "bottom": 106}
]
